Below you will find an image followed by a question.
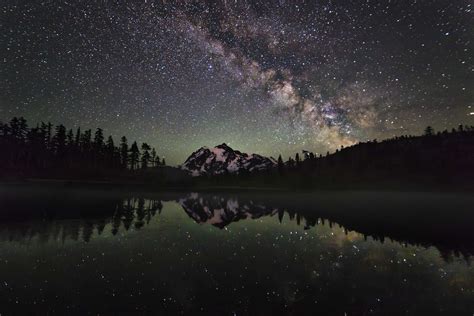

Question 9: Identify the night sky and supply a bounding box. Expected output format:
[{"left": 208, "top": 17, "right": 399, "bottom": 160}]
[{"left": 1, "top": 1, "right": 473, "bottom": 165}]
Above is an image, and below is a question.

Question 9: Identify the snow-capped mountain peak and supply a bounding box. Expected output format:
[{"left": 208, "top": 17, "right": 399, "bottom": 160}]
[{"left": 181, "top": 143, "right": 276, "bottom": 176}]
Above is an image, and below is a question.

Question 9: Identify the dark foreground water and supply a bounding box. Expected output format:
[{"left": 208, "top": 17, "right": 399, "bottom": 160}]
[{"left": 0, "top": 186, "right": 473, "bottom": 315}]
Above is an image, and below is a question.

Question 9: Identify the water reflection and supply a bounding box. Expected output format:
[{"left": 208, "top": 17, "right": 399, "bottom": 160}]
[
  {"left": 0, "top": 188, "right": 473, "bottom": 314},
  {"left": 112, "top": 198, "right": 163, "bottom": 233},
  {"left": 178, "top": 192, "right": 474, "bottom": 261},
  {"left": 0, "top": 190, "right": 473, "bottom": 261},
  {"left": 179, "top": 193, "right": 278, "bottom": 228},
  {"left": 0, "top": 196, "right": 163, "bottom": 243}
]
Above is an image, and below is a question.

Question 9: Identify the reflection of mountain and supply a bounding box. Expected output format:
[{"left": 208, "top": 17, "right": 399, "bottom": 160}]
[
  {"left": 178, "top": 193, "right": 277, "bottom": 228},
  {"left": 177, "top": 193, "right": 474, "bottom": 260}
]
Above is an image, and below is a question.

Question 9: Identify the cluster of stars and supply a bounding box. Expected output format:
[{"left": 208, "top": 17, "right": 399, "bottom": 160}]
[{"left": 1, "top": 1, "right": 472, "bottom": 164}]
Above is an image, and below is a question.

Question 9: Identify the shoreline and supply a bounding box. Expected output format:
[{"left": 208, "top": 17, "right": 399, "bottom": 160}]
[{"left": 0, "top": 178, "right": 472, "bottom": 194}]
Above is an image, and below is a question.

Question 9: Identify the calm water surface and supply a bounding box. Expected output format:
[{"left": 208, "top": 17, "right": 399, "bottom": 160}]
[{"left": 0, "top": 186, "right": 473, "bottom": 315}]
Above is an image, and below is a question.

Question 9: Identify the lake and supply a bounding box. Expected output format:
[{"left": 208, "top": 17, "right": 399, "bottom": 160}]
[{"left": 0, "top": 185, "right": 473, "bottom": 315}]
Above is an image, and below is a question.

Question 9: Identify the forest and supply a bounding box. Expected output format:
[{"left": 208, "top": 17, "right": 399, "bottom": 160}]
[
  {"left": 202, "top": 125, "right": 474, "bottom": 190},
  {"left": 0, "top": 117, "right": 167, "bottom": 180},
  {"left": 1, "top": 117, "right": 473, "bottom": 190}
]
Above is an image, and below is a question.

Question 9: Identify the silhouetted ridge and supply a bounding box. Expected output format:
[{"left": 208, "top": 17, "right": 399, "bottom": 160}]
[{"left": 203, "top": 125, "right": 474, "bottom": 189}]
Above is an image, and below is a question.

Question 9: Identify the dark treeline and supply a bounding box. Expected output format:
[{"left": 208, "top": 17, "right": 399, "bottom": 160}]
[
  {"left": 2, "top": 116, "right": 474, "bottom": 190},
  {"left": 0, "top": 117, "right": 166, "bottom": 178},
  {"left": 204, "top": 125, "right": 474, "bottom": 190}
]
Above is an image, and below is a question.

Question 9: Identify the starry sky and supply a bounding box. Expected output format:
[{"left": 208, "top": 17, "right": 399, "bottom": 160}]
[{"left": 1, "top": 1, "right": 473, "bottom": 165}]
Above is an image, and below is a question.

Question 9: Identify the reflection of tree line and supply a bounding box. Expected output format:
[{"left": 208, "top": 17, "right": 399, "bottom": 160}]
[
  {"left": 0, "top": 194, "right": 472, "bottom": 260},
  {"left": 111, "top": 198, "right": 163, "bottom": 234},
  {"left": 0, "top": 198, "right": 163, "bottom": 243},
  {"left": 179, "top": 194, "right": 474, "bottom": 261}
]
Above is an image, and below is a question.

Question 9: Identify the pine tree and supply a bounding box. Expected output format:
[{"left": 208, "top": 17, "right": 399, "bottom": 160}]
[
  {"left": 129, "top": 141, "right": 140, "bottom": 170},
  {"left": 66, "top": 129, "right": 74, "bottom": 147},
  {"left": 277, "top": 155, "right": 284, "bottom": 174},
  {"left": 82, "top": 130, "right": 92, "bottom": 148},
  {"left": 0, "top": 121, "right": 8, "bottom": 137},
  {"left": 53, "top": 124, "right": 67, "bottom": 159},
  {"left": 295, "top": 153, "right": 301, "bottom": 168},
  {"left": 46, "top": 122, "right": 53, "bottom": 149},
  {"left": 287, "top": 157, "right": 295, "bottom": 168},
  {"left": 66, "top": 129, "right": 75, "bottom": 167},
  {"left": 424, "top": 126, "right": 434, "bottom": 136},
  {"left": 106, "top": 135, "right": 115, "bottom": 166},
  {"left": 75, "top": 127, "right": 81, "bottom": 146},
  {"left": 9, "top": 117, "right": 28, "bottom": 142},
  {"left": 120, "top": 136, "right": 128, "bottom": 169},
  {"left": 141, "top": 143, "right": 151, "bottom": 169},
  {"left": 94, "top": 128, "right": 104, "bottom": 152},
  {"left": 150, "top": 148, "right": 157, "bottom": 167}
]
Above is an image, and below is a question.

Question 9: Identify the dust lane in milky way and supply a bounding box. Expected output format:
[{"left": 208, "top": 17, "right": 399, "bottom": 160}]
[{"left": 1, "top": 1, "right": 473, "bottom": 164}]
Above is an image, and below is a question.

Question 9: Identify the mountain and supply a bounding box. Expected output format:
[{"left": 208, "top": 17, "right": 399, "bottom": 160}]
[{"left": 181, "top": 143, "right": 276, "bottom": 176}]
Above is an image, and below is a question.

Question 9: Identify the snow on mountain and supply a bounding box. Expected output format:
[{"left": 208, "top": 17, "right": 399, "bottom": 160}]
[{"left": 181, "top": 143, "right": 276, "bottom": 176}]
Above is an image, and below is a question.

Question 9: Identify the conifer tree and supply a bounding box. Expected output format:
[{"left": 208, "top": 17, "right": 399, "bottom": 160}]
[
  {"left": 150, "top": 148, "right": 157, "bottom": 167},
  {"left": 295, "top": 153, "right": 301, "bottom": 168},
  {"left": 277, "top": 155, "right": 284, "bottom": 174},
  {"left": 120, "top": 136, "right": 128, "bottom": 169},
  {"left": 106, "top": 135, "right": 115, "bottom": 166},
  {"left": 424, "top": 126, "right": 434, "bottom": 136},
  {"left": 129, "top": 141, "right": 140, "bottom": 170},
  {"left": 141, "top": 143, "right": 151, "bottom": 169}
]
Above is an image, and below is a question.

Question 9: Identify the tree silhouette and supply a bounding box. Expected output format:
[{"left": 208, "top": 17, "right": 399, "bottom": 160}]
[
  {"left": 0, "top": 117, "right": 165, "bottom": 178},
  {"left": 53, "top": 124, "right": 67, "bottom": 161},
  {"left": 129, "top": 141, "right": 140, "bottom": 170},
  {"left": 150, "top": 148, "right": 157, "bottom": 167},
  {"left": 106, "top": 136, "right": 115, "bottom": 166},
  {"left": 141, "top": 143, "right": 151, "bottom": 169},
  {"left": 9, "top": 117, "right": 28, "bottom": 141},
  {"left": 81, "top": 129, "right": 92, "bottom": 150},
  {"left": 277, "top": 155, "right": 284, "bottom": 174},
  {"left": 45, "top": 122, "right": 53, "bottom": 149},
  {"left": 74, "top": 127, "right": 81, "bottom": 146},
  {"left": 295, "top": 153, "right": 301, "bottom": 168},
  {"left": 66, "top": 129, "right": 74, "bottom": 146},
  {"left": 424, "top": 126, "right": 434, "bottom": 136},
  {"left": 287, "top": 157, "right": 295, "bottom": 168},
  {"left": 94, "top": 128, "right": 104, "bottom": 151},
  {"left": 120, "top": 136, "right": 128, "bottom": 169}
]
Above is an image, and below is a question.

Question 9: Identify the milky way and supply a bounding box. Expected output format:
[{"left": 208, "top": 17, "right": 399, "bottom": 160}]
[{"left": 1, "top": 1, "right": 473, "bottom": 164}]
